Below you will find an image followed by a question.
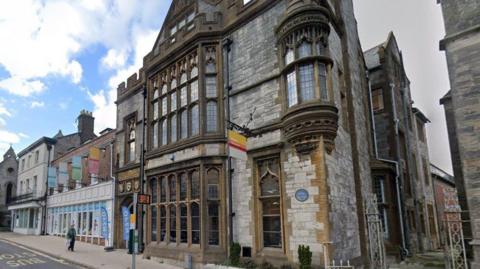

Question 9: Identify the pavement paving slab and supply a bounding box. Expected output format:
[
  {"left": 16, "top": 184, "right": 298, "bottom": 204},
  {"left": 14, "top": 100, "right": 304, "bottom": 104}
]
[{"left": 0, "top": 232, "right": 180, "bottom": 269}]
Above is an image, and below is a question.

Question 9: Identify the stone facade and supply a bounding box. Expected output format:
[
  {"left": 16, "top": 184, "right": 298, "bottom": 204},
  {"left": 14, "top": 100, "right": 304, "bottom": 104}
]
[
  {"left": 365, "top": 33, "right": 438, "bottom": 256},
  {"left": 115, "top": 0, "right": 375, "bottom": 267},
  {"left": 0, "top": 147, "right": 17, "bottom": 228},
  {"left": 438, "top": 0, "right": 480, "bottom": 266},
  {"left": 430, "top": 163, "right": 456, "bottom": 247}
]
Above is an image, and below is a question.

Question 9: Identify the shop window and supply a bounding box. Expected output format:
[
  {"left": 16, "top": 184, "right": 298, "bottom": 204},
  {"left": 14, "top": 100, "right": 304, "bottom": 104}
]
[{"left": 257, "top": 157, "right": 282, "bottom": 248}]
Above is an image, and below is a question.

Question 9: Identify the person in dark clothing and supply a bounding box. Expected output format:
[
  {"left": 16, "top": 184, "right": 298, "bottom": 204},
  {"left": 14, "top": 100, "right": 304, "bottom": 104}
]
[{"left": 67, "top": 224, "right": 76, "bottom": 251}]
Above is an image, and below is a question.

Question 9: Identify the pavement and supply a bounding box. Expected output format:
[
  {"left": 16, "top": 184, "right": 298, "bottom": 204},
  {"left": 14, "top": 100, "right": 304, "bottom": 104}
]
[{"left": 0, "top": 232, "right": 181, "bottom": 269}]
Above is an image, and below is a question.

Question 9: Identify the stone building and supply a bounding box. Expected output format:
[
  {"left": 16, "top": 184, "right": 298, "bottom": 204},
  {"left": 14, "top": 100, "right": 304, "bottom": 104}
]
[
  {"left": 115, "top": 0, "right": 375, "bottom": 267},
  {"left": 365, "top": 32, "right": 439, "bottom": 256},
  {"left": 0, "top": 147, "right": 17, "bottom": 229},
  {"left": 46, "top": 128, "right": 115, "bottom": 247},
  {"left": 430, "top": 163, "right": 456, "bottom": 247},
  {"left": 8, "top": 110, "right": 96, "bottom": 235},
  {"left": 438, "top": 0, "right": 480, "bottom": 266}
]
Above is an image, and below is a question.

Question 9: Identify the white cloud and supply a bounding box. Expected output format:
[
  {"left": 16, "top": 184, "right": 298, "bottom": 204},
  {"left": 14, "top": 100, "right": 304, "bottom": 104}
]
[
  {"left": 0, "top": 100, "right": 24, "bottom": 156},
  {"left": 0, "top": 77, "right": 45, "bottom": 97},
  {"left": 0, "top": 0, "right": 169, "bottom": 97},
  {"left": 31, "top": 101, "right": 45, "bottom": 108}
]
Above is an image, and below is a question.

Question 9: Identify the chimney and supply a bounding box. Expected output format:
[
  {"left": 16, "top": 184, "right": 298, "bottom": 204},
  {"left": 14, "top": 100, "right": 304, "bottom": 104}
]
[{"left": 77, "top": 110, "right": 95, "bottom": 142}]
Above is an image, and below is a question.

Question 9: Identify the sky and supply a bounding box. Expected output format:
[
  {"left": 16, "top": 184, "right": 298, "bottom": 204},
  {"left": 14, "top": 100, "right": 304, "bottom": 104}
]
[
  {"left": 0, "top": 0, "right": 453, "bottom": 173},
  {"left": 353, "top": 0, "right": 453, "bottom": 173}
]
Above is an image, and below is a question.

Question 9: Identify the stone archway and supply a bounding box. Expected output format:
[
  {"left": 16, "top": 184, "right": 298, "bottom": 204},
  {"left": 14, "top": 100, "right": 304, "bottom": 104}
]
[{"left": 116, "top": 196, "right": 133, "bottom": 249}]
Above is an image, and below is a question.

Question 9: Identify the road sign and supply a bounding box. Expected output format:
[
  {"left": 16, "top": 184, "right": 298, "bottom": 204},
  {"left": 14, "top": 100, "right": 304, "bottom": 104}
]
[{"left": 137, "top": 194, "right": 151, "bottom": 205}]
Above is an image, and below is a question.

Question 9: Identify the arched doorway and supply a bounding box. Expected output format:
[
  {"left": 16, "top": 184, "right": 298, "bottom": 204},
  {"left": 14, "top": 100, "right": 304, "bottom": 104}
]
[
  {"left": 6, "top": 183, "right": 13, "bottom": 204},
  {"left": 117, "top": 196, "right": 133, "bottom": 249}
]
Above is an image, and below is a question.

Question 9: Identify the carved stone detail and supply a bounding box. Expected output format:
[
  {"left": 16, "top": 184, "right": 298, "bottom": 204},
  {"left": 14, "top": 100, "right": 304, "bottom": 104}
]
[{"left": 282, "top": 103, "right": 339, "bottom": 154}]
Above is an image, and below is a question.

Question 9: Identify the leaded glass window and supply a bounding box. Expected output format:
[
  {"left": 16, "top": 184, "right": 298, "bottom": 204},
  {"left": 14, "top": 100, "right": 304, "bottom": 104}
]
[
  {"left": 191, "top": 66, "right": 198, "bottom": 78},
  {"left": 258, "top": 157, "right": 282, "bottom": 248},
  {"left": 180, "top": 204, "right": 188, "bottom": 243},
  {"left": 191, "top": 171, "right": 200, "bottom": 200},
  {"left": 208, "top": 202, "right": 219, "bottom": 245},
  {"left": 170, "top": 92, "right": 177, "bottom": 112},
  {"left": 190, "top": 80, "right": 198, "bottom": 102},
  {"left": 162, "top": 98, "right": 167, "bottom": 116},
  {"left": 170, "top": 114, "right": 177, "bottom": 143},
  {"left": 191, "top": 105, "right": 199, "bottom": 135},
  {"left": 287, "top": 71, "right": 298, "bottom": 107},
  {"left": 151, "top": 206, "right": 157, "bottom": 242},
  {"left": 285, "top": 48, "right": 294, "bottom": 65},
  {"left": 299, "top": 64, "right": 315, "bottom": 102},
  {"left": 160, "top": 206, "right": 166, "bottom": 241},
  {"left": 151, "top": 178, "right": 158, "bottom": 203},
  {"left": 160, "top": 177, "right": 166, "bottom": 202},
  {"left": 180, "top": 72, "right": 187, "bottom": 84},
  {"left": 152, "top": 122, "right": 158, "bottom": 149},
  {"left": 169, "top": 205, "right": 176, "bottom": 243},
  {"left": 169, "top": 175, "right": 176, "bottom": 202},
  {"left": 161, "top": 120, "right": 167, "bottom": 146},
  {"left": 191, "top": 203, "right": 200, "bottom": 244},
  {"left": 180, "top": 173, "right": 187, "bottom": 201},
  {"left": 207, "top": 102, "right": 217, "bottom": 133},
  {"left": 206, "top": 76, "right": 217, "bottom": 98},
  {"left": 180, "top": 110, "right": 188, "bottom": 139},
  {"left": 298, "top": 41, "right": 312, "bottom": 58},
  {"left": 318, "top": 63, "right": 328, "bottom": 101},
  {"left": 180, "top": 87, "right": 187, "bottom": 107}
]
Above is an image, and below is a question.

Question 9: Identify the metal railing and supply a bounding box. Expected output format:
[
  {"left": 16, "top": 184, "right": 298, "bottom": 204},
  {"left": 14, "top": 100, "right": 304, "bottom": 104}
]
[{"left": 7, "top": 192, "right": 36, "bottom": 204}]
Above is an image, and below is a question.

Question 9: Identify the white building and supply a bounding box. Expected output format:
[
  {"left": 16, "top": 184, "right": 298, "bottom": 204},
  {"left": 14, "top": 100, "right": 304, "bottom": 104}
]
[
  {"left": 47, "top": 181, "right": 115, "bottom": 247},
  {"left": 8, "top": 137, "right": 56, "bottom": 235}
]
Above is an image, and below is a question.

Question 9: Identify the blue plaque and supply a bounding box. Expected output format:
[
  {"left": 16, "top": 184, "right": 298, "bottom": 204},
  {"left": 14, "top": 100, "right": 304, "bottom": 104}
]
[{"left": 295, "top": 189, "right": 309, "bottom": 202}]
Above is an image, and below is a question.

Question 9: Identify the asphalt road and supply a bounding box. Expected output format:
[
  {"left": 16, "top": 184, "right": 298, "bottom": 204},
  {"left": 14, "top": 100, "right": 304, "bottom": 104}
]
[{"left": 0, "top": 239, "right": 83, "bottom": 269}]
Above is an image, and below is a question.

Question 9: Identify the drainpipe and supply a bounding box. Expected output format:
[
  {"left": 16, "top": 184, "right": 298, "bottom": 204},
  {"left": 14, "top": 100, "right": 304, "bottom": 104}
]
[
  {"left": 106, "top": 140, "right": 116, "bottom": 251},
  {"left": 367, "top": 74, "right": 408, "bottom": 259},
  {"left": 139, "top": 85, "right": 147, "bottom": 253},
  {"left": 223, "top": 37, "right": 234, "bottom": 247},
  {"left": 42, "top": 144, "right": 52, "bottom": 235},
  {"left": 400, "top": 87, "right": 423, "bottom": 253},
  {"left": 390, "top": 83, "right": 410, "bottom": 257}
]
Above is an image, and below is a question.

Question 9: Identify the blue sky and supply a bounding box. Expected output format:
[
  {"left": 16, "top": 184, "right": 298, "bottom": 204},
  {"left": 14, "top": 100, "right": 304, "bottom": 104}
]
[{"left": 0, "top": 0, "right": 172, "bottom": 156}]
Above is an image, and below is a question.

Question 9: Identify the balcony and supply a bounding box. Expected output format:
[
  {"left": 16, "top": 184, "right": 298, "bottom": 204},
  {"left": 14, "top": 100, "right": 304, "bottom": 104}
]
[{"left": 7, "top": 192, "right": 40, "bottom": 206}]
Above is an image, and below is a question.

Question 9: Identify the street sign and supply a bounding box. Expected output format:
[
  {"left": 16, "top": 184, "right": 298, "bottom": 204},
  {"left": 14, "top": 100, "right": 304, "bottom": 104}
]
[{"left": 137, "top": 194, "right": 151, "bottom": 205}]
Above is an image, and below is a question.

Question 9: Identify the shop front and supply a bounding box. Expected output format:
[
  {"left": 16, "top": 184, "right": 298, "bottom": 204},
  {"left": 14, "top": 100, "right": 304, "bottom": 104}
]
[{"left": 47, "top": 181, "right": 114, "bottom": 247}]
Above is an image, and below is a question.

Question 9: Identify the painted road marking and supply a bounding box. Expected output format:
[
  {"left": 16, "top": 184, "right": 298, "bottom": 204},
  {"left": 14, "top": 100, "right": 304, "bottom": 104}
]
[{"left": 0, "top": 239, "right": 71, "bottom": 267}]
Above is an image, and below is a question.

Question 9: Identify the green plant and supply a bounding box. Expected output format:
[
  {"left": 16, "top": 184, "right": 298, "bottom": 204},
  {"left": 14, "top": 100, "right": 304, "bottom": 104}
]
[
  {"left": 259, "top": 261, "right": 276, "bottom": 269},
  {"left": 298, "top": 245, "right": 312, "bottom": 269},
  {"left": 241, "top": 259, "right": 258, "bottom": 269},
  {"left": 230, "top": 242, "right": 242, "bottom": 266}
]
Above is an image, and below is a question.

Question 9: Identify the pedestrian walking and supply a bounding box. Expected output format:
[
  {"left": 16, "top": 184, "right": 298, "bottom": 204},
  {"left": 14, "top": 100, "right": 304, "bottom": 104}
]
[{"left": 67, "top": 224, "right": 76, "bottom": 252}]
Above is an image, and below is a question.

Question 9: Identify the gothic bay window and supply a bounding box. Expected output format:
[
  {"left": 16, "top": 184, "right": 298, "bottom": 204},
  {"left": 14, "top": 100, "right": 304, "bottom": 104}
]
[
  {"left": 160, "top": 206, "right": 166, "bottom": 241},
  {"left": 257, "top": 157, "right": 283, "bottom": 249},
  {"left": 191, "top": 203, "right": 200, "bottom": 244},
  {"left": 191, "top": 105, "right": 199, "bottom": 136},
  {"left": 161, "top": 120, "right": 167, "bottom": 146},
  {"left": 180, "top": 110, "right": 188, "bottom": 139},
  {"left": 180, "top": 204, "right": 188, "bottom": 243},
  {"left": 207, "top": 102, "right": 218, "bottom": 133},
  {"left": 151, "top": 205, "right": 158, "bottom": 242},
  {"left": 126, "top": 118, "right": 136, "bottom": 163},
  {"left": 205, "top": 47, "right": 219, "bottom": 134},
  {"left": 282, "top": 37, "right": 331, "bottom": 108},
  {"left": 169, "top": 205, "right": 177, "bottom": 243},
  {"left": 170, "top": 114, "right": 177, "bottom": 143}
]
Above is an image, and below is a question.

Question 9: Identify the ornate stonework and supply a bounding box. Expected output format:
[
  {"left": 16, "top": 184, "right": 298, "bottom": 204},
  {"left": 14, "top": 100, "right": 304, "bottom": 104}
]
[{"left": 282, "top": 103, "right": 339, "bottom": 154}]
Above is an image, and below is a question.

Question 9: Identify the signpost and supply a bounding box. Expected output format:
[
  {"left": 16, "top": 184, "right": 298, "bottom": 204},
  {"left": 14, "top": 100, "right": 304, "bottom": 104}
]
[{"left": 137, "top": 194, "right": 151, "bottom": 205}]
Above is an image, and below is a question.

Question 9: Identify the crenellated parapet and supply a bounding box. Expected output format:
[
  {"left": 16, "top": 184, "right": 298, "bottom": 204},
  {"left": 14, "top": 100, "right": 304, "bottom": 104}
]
[{"left": 117, "top": 68, "right": 146, "bottom": 99}]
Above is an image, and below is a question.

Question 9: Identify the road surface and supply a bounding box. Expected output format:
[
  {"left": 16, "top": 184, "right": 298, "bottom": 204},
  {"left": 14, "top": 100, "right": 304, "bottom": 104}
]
[{"left": 0, "top": 239, "right": 83, "bottom": 269}]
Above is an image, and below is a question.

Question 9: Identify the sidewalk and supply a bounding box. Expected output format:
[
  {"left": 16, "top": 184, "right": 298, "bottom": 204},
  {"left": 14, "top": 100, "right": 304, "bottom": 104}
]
[{"left": 0, "top": 232, "right": 181, "bottom": 269}]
